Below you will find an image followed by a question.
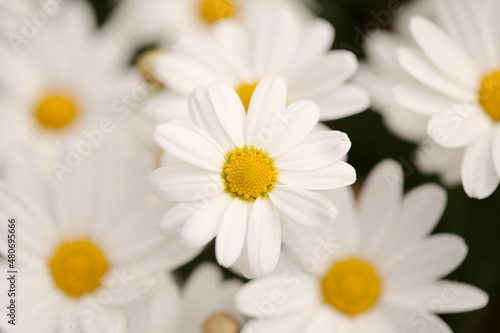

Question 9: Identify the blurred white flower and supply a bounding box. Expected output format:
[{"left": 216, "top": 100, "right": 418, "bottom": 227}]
[
  {"left": 236, "top": 160, "right": 488, "bottom": 333},
  {"left": 0, "top": 0, "right": 155, "bottom": 170},
  {"left": 359, "top": 0, "right": 500, "bottom": 199},
  {"left": 125, "top": 263, "right": 242, "bottom": 333},
  {"left": 105, "top": 0, "right": 314, "bottom": 49},
  {"left": 150, "top": 77, "right": 356, "bottom": 277},
  {"left": 354, "top": 0, "right": 463, "bottom": 187},
  {"left": 143, "top": 9, "right": 369, "bottom": 124},
  {"left": 0, "top": 151, "right": 199, "bottom": 332}
]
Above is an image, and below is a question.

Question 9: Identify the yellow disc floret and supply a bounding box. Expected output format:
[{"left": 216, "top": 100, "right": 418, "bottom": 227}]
[
  {"left": 322, "top": 258, "right": 381, "bottom": 316},
  {"left": 49, "top": 239, "right": 108, "bottom": 298},
  {"left": 199, "top": 0, "right": 235, "bottom": 24},
  {"left": 35, "top": 93, "right": 78, "bottom": 130},
  {"left": 236, "top": 82, "right": 258, "bottom": 113},
  {"left": 478, "top": 70, "right": 500, "bottom": 122},
  {"left": 222, "top": 145, "right": 278, "bottom": 201}
]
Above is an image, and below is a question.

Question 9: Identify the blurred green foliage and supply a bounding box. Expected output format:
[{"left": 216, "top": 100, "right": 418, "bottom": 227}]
[{"left": 85, "top": 0, "right": 499, "bottom": 331}]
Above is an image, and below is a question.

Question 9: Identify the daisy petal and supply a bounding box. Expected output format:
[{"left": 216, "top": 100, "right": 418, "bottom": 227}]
[
  {"left": 385, "top": 281, "right": 488, "bottom": 314},
  {"left": 213, "top": 20, "right": 251, "bottom": 79},
  {"left": 247, "top": 197, "right": 281, "bottom": 276},
  {"left": 189, "top": 87, "right": 236, "bottom": 151},
  {"left": 316, "top": 83, "right": 370, "bottom": 121},
  {"left": 380, "top": 304, "right": 453, "bottom": 333},
  {"left": 392, "top": 83, "right": 455, "bottom": 117},
  {"left": 397, "top": 47, "right": 470, "bottom": 99},
  {"left": 302, "top": 307, "right": 341, "bottom": 333},
  {"left": 409, "top": 16, "right": 479, "bottom": 88},
  {"left": 181, "top": 194, "right": 233, "bottom": 248},
  {"left": 245, "top": 76, "right": 287, "bottom": 144},
  {"left": 493, "top": 127, "right": 500, "bottom": 178},
  {"left": 149, "top": 164, "right": 221, "bottom": 202},
  {"left": 461, "top": 129, "right": 499, "bottom": 199},
  {"left": 278, "top": 161, "right": 356, "bottom": 190},
  {"left": 253, "top": 9, "right": 299, "bottom": 76},
  {"left": 216, "top": 199, "right": 248, "bottom": 267},
  {"left": 270, "top": 185, "right": 337, "bottom": 227},
  {"left": 358, "top": 160, "right": 403, "bottom": 257},
  {"left": 382, "top": 234, "right": 468, "bottom": 289},
  {"left": 427, "top": 103, "right": 489, "bottom": 148},
  {"left": 155, "top": 121, "right": 225, "bottom": 172},
  {"left": 266, "top": 100, "right": 320, "bottom": 156},
  {"left": 159, "top": 203, "right": 195, "bottom": 235},
  {"left": 276, "top": 131, "right": 351, "bottom": 172},
  {"left": 209, "top": 81, "right": 246, "bottom": 147}
]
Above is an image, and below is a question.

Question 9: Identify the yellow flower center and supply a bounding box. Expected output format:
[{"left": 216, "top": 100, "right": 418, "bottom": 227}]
[
  {"left": 199, "top": 0, "right": 235, "bottom": 24},
  {"left": 236, "top": 82, "right": 258, "bottom": 113},
  {"left": 203, "top": 313, "right": 239, "bottom": 333},
  {"left": 322, "top": 258, "right": 381, "bottom": 317},
  {"left": 49, "top": 239, "right": 108, "bottom": 298},
  {"left": 478, "top": 70, "right": 500, "bottom": 122},
  {"left": 35, "top": 93, "right": 78, "bottom": 130},
  {"left": 222, "top": 145, "right": 278, "bottom": 201}
]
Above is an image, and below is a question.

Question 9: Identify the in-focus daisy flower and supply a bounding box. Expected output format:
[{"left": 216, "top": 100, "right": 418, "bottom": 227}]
[
  {"left": 0, "top": 151, "right": 198, "bottom": 332},
  {"left": 143, "top": 9, "right": 369, "bottom": 124},
  {"left": 106, "top": 0, "right": 313, "bottom": 49},
  {"left": 150, "top": 76, "right": 356, "bottom": 277},
  {"left": 354, "top": 0, "right": 463, "bottom": 186},
  {"left": 361, "top": 0, "right": 500, "bottom": 199},
  {"left": 125, "top": 263, "right": 243, "bottom": 333},
  {"left": 236, "top": 160, "right": 488, "bottom": 333},
  {"left": 0, "top": 1, "right": 154, "bottom": 169}
]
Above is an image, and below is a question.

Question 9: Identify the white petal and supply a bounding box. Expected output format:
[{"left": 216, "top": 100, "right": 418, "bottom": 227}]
[
  {"left": 427, "top": 103, "right": 490, "bottom": 148},
  {"left": 270, "top": 185, "right": 337, "bottom": 227},
  {"left": 181, "top": 194, "right": 233, "bottom": 248},
  {"left": 397, "top": 47, "right": 470, "bottom": 100},
  {"left": 288, "top": 50, "right": 359, "bottom": 99},
  {"left": 316, "top": 83, "right": 371, "bottom": 121},
  {"left": 302, "top": 306, "right": 342, "bottom": 333},
  {"left": 493, "top": 126, "right": 500, "bottom": 179},
  {"left": 208, "top": 81, "right": 246, "bottom": 147},
  {"left": 253, "top": 9, "right": 299, "bottom": 76},
  {"left": 265, "top": 100, "right": 320, "bottom": 156},
  {"left": 213, "top": 20, "right": 252, "bottom": 79},
  {"left": 382, "top": 234, "right": 468, "bottom": 289},
  {"left": 155, "top": 54, "right": 219, "bottom": 95},
  {"left": 216, "top": 199, "right": 248, "bottom": 267},
  {"left": 247, "top": 198, "right": 281, "bottom": 276},
  {"left": 276, "top": 131, "right": 351, "bottom": 171},
  {"left": 155, "top": 121, "right": 225, "bottom": 172},
  {"left": 188, "top": 87, "right": 236, "bottom": 151},
  {"left": 392, "top": 82, "right": 455, "bottom": 117},
  {"left": 149, "top": 164, "right": 221, "bottom": 202},
  {"left": 380, "top": 303, "right": 453, "bottom": 333},
  {"left": 245, "top": 76, "right": 287, "bottom": 144},
  {"left": 159, "top": 203, "right": 196, "bottom": 235},
  {"left": 385, "top": 281, "right": 488, "bottom": 314},
  {"left": 355, "top": 310, "right": 397, "bottom": 333},
  {"left": 461, "top": 129, "right": 499, "bottom": 199},
  {"left": 385, "top": 184, "right": 447, "bottom": 249},
  {"left": 278, "top": 161, "right": 356, "bottom": 190},
  {"left": 358, "top": 160, "right": 403, "bottom": 257},
  {"left": 288, "top": 18, "right": 335, "bottom": 70},
  {"left": 409, "top": 16, "right": 479, "bottom": 88}
]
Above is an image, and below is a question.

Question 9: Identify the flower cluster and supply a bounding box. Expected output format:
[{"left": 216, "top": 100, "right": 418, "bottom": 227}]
[{"left": 0, "top": 0, "right": 493, "bottom": 332}]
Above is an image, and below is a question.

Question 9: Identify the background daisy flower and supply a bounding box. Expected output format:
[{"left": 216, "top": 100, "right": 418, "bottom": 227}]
[
  {"left": 236, "top": 160, "right": 488, "bottom": 333},
  {"left": 0, "top": 151, "right": 198, "bottom": 332},
  {"left": 150, "top": 76, "right": 356, "bottom": 277},
  {"left": 143, "top": 8, "right": 369, "bottom": 125}
]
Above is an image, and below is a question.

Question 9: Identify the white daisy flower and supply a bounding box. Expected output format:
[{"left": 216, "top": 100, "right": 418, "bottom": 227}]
[
  {"left": 236, "top": 160, "right": 489, "bottom": 333},
  {"left": 125, "top": 263, "right": 243, "bottom": 333},
  {"left": 106, "top": 0, "right": 313, "bottom": 49},
  {"left": 368, "top": 0, "right": 500, "bottom": 198},
  {"left": 0, "top": 0, "right": 154, "bottom": 168},
  {"left": 150, "top": 76, "right": 356, "bottom": 277},
  {"left": 0, "top": 151, "right": 199, "bottom": 332},
  {"left": 354, "top": 0, "right": 463, "bottom": 186},
  {"left": 144, "top": 9, "right": 369, "bottom": 124}
]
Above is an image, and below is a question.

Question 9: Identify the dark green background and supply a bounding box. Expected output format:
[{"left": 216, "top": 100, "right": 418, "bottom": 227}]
[{"left": 86, "top": 0, "right": 499, "bottom": 331}]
